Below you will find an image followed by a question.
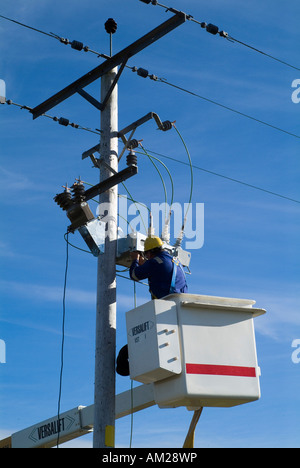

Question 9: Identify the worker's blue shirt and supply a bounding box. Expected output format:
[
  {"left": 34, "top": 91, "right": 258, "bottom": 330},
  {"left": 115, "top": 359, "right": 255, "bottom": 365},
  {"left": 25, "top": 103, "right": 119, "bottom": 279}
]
[{"left": 130, "top": 250, "right": 188, "bottom": 299}]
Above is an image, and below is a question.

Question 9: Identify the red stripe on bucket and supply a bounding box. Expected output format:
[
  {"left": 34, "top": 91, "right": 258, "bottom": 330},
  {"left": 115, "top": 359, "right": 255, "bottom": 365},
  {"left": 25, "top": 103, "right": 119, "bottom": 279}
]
[{"left": 186, "top": 363, "right": 256, "bottom": 377}]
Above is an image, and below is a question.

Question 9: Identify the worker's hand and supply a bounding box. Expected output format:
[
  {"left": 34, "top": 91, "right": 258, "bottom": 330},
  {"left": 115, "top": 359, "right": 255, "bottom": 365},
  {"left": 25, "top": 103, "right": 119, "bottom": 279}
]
[
  {"left": 138, "top": 255, "right": 146, "bottom": 265},
  {"left": 130, "top": 251, "right": 140, "bottom": 261}
]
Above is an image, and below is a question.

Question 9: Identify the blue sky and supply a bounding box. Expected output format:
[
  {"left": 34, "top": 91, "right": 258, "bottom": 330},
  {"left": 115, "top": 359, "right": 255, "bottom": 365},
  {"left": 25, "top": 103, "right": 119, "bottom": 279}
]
[{"left": 0, "top": 0, "right": 300, "bottom": 448}]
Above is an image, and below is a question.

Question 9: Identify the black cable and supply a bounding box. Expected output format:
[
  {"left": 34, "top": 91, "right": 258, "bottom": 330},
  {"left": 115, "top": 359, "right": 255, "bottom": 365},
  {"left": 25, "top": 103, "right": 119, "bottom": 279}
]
[
  {"left": 142, "top": 147, "right": 300, "bottom": 205},
  {"left": 2, "top": 11, "right": 299, "bottom": 140},
  {"left": 129, "top": 67, "right": 300, "bottom": 140},
  {"left": 4, "top": 94, "right": 299, "bottom": 204},
  {"left": 145, "top": 1, "right": 300, "bottom": 72},
  {"left": 56, "top": 231, "right": 69, "bottom": 448},
  {"left": 2, "top": 8, "right": 299, "bottom": 73},
  {"left": 0, "top": 13, "right": 108, "bottom": 59},
  {"left": 157, "top": 78, "right": 300, "bottom": 140},
  {"left": 228, "top": 35, "right": 300, "bottom": 72},
  {"left": 2, "top": 13, "right": 298, "bottom": 204},
  {"left": 4, "top": 99, "right": 101, "bottom": 135},
  {"left": 0, "top": 13, "right": 57, "bottom": 39},
  {"left": 5, "top": 95, "right": 299, "bottom": 204}
]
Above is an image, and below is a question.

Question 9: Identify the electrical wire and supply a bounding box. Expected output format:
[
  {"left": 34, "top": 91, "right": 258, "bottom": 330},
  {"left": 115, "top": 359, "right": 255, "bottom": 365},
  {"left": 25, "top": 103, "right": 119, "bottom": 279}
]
[
  {"left": 61, "top": 206, "right": 144, "bottom": 451},
  {"left": 137, "top": 143, "right": 181, "bottom": 242},
  {"left": 227, "top": 35, "right": 300, "bottom": 72},
  {"left": 173, "top": 124, "right": 193, "bottom": 214},
  {"left": 82, "top": 180, "right": 143, "bottom": 235},
  {"left": 163, "top": 124, "right": 194, "bottom": 247},
  {"left": 156, "top": 78, "right": 300, "bottom": 141},
  {"left": 0, "top": 13, "right": 59, "bottom": 39},
  {"left": 0, "top": 13, "right": 109, "bottom": 59},
  {"left": 2, "top": 9, "right": 300, "bottom": 136},
  {"left": 2, "top": 8, "right": 300, "bottom": 74},
  {"left": 142, "top": 147, "right": 300, "bottom": 205},
  {"left": 64, "top": 232, "right": 92, "bottom": 254},
  {"left": 118, "top": 195, "right": 149, "bottom": 239},
  {"left": 2, "top": 9, "right": 300, "bottom": 141},
  {"left": 139, "top": 144, "right": 168, "bottom": 222},
  {"left": 3, "top": 99, "right": 101, "bottom": 135},
  {"left": 148, "top": 1, "right": 300, "bottom": 72},
  {"left": 57, "top": 231, "right": 69, "bottom": 448},
  {"left": 3, "top": 27, "right": 298, "bottom": 206},
  {"left": 116, "top": 273, "right": 148, "bottom": 287},
  {"left": 129, "top": 67, "right": 300, "bottom": 140},
  {"left": 2, "top": 24, "right": 300, "bottom": 141},
  {"left": 121, "top": 183, "right": 149, "bottom": 234},
  {"left": 6, "top": 92, "right": 300, "bottom": 207},
  {"left": 138, "top": 145, "right": 175, "bottom": 207},
  {"left": 7, "top": 91, "right": 299, "bottom": 209}
]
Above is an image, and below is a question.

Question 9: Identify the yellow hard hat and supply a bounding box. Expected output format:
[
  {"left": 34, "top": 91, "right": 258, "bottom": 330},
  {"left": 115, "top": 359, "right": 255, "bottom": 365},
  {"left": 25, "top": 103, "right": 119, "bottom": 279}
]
[{"left": 144, "top": 236, "right": 163, "bottom": 252}]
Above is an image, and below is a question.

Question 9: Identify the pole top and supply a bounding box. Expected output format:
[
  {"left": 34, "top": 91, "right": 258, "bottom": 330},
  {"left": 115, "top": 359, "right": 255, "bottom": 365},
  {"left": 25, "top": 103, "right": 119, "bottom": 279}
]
[{"left": 104, "top": 18, "right": 117, "bottom": 34}]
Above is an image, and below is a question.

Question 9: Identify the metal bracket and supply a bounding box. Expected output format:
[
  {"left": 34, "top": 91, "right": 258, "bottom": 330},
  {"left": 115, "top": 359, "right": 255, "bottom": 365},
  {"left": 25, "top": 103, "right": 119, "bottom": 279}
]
[
  {"left": 77, "top": 59, "right": 128, "bottom": 112},
  {"left": 82, "top": 111, "right": 173, "bottom": 164},
  {"left": 76, "top": 88, "right": 102, "bottom": 110},
  {"left": 30, "top": 13, "right": 186, "bottom": 119},
  {"left": 98, "top": 158, "right": 118, "bottom": 176},
  {"left": 82, "top": 143, "right": 101, "bottom": 168},
  {"left": 119, "top": 111, "right": 170, "bottom": 137},
  {"left": 100, "top": 59, "right": 128, "bottom": 111},
  {"left": 117, "top": 112, "right": 173, "bottom": 161},
  {"left": 84, "top": 164, "right": 138, "bottom": 201},
  {"left": 118, "top": 128, "right": 138, "bottom": 162}
]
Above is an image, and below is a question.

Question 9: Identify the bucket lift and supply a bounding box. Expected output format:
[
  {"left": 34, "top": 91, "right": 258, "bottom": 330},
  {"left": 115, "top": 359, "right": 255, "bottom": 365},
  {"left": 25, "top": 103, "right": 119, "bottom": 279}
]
[
  {"left": 3, "top": 294, "right": 265, "bottom": 448},
  {"left": 126, "top": 293, "right": 266, "bottom": 409}
]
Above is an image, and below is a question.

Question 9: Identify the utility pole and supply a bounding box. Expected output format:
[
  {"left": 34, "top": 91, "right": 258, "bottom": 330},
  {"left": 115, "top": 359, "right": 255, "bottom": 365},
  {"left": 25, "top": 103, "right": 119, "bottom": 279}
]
[
  {"left": 93, "top": 64, "right": 119, "bottom": 448},
  {"left": 32, "top": 9, "right": 187, "bottom": 448}
]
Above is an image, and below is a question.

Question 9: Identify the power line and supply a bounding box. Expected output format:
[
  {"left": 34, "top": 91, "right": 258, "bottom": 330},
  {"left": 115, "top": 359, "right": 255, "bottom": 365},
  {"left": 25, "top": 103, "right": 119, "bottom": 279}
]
[
  {"left": 3, "top": 99, "right": 101, "bottom": 135},
  {"left": 6, "top": 75, "right": 300, "bottom": 143},
  {"left": 139, "top": 144, "right": 175, "bottom": 206},
  {"left": 2, "top": 9, "right": 299, "bottom": 74},
  {"left": 4, "top": 95, "right": 299, "bottom": 205},
  {"left": 142, "top": 147, "right": 300, "bottom": 205},
  {"left": 157, "top": 78, "right": 300, "bottom": 140},
  {"left": 2, "top": 12, "right": 299, "bottom": 140},
  {"left": 57, "top": 231, "right": 69, "bottom": 448},
  {"left": 130, "top": 67, "right": 300, "bottom": 140},
  {"left": 0, "top": 13, "right": 109, "bottom": 59},
  {"left": 2, "top": 6, "right": 299, "bottom": 75},
  {"left": 3, "top": 95, "right": 299, "bottom": 205},
  {"left": 227, "top": 35, "right": 300, "bottom": 72},
  {"left": 1, "top": 13, "right": 299, "bottom": 205},
  {"left": 141, "top": 0, "right": 300, "bottom": 72},
  {"left": 0, "top": 13, "right": 58, "bottom": 39}
]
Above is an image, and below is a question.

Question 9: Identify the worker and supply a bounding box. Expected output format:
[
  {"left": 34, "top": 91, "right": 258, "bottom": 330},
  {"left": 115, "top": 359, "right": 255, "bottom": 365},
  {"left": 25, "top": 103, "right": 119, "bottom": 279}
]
[
  {"left": 116, "top": 236, "right": 188, "bottom": 376},
  {"left": 129, "top": 236, "right": 188, "bottom": 299}
]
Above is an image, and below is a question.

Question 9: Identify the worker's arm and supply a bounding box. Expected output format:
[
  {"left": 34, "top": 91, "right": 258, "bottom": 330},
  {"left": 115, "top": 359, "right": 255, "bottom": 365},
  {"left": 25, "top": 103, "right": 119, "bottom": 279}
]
[
  {"left": 130, "top": 251, "right": 145, "bottom": 265},
  {"left": 130, "top": 255, "right": 152, "bottom": 281}
]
